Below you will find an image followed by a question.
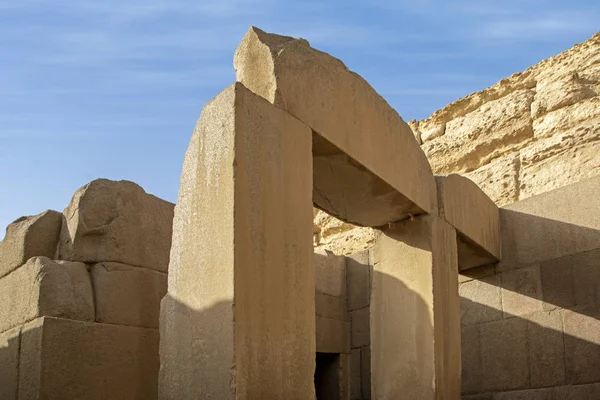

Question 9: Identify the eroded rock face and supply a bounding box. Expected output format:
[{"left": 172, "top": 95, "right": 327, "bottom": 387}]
[{"left": 315, "top": 32, "right": 600, "bottom": 254}]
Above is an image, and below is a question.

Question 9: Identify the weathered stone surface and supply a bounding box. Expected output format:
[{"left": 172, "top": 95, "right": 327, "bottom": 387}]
[
  {"left": 552, "top": 383, "right": 600, "bottom": 400},
  {"left": 436, "top": 174, "right": 501, "bottom": 269},
  {"left": 371, "top": 216, "right": 460, "bottom": 400},
  {"left": 0, "top": 257, "right": 93, "bottom": 333},
  {"left": 346, "top": 250, "right": 370, "bottom": 311},
  {"left": 498, "top": 175, "right": 600, "bottom": 271},
  {"left": 459, "top": 274, "right": 503, "bottom": 326},
  {"left": 0, "top": 326, "right": 21, "bottom": 400},
  {"left": 461, "top": 325, "right": 482, "bottom": 394},
  {"left": 316, "top": 316, "right": 350, "bottom": 354},
  {"left": 91, "top": 262, "right": 166, "bottom": 329},
  {"left": 160, "top": 83, "right": 315, "bottom": 399},
  {"left": 527, "top": 309, "right": 565, "bottom": 388},
  {"left": 18, "top": 317, "right": 159, "bottom": 400},
  {"left": 540, "top": 257, "right": 576, "bottom": 311},
  {"left": 350, "top": 307, "right": 369, "bottom": 348},
  {"left": 0, "top": 210, "right": 61, "bottom": 279},
  {"left": 315, "top": 249, "right": 346, "bottom": 298},
  {"left": 235, "top": 27, "right": 438, "bottom": 225},
  {"left": 562, "top": 306, "right": 600, "bottom": 384},
  {"left": 480, "top": 317, "right": 529, "bottom": 392},
  {"left": 500, "top": 264, "right": 544, "bottom": 318},
  {"left": 360, "top": 346, "right": 371, "bottom": 399},
  {"left": 58, "top": 179, "right": 174, "bottom": 272},
  {"left": 349, "top": 348, "right": 361, "bottom": 400},
  {"left": 315, "top": 291, "right": 349, "bottom": 321},
  {"left": 463, "top": 155, "right": 520, "bottom": 207},
  {"left": 313, "top": 210, "right": 376, "bottom": 255},
  {"left": 423, "top": 89, "right": 535, "bottom": 174},
  {"left": 492, "top": 388, "right": 553, "bottom": 400}
]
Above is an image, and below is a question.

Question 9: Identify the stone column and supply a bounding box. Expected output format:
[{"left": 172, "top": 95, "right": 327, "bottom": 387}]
[
  {"left": 159, "top": 83, "right": 315, "bottom": 399},
  {"left": 370, "top": 215, "right": 461, "bottom": 399}
]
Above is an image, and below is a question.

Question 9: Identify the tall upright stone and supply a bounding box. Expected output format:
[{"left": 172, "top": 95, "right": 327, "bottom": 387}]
[
  {"left": 159, "top": 83, "right": 315, "bottom": 399},
  {"left": 371, "top": 216, "right": 461, "bottom": 399}
]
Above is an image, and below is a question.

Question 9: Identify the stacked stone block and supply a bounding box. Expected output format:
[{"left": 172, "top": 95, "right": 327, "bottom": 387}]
[
  {"left": 460, "top": 175, "right": 600, "bottom": 399},
  {"left": 0, "top": 179, "right": 173, "bottom": 400}
]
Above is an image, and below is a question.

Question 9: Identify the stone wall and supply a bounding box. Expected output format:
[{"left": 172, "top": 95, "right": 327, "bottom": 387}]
[
  {"left": 0, "top": 179, "right": 173, "bottom": 400},
  {"left": 315, "top": 31, "right": 600, "bottom": 255},
  {"left": 460, "top": 175, "right": 600, "bottom": 399}
]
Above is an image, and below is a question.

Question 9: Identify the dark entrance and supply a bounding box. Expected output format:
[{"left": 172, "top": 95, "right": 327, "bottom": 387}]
[{"left": 314, "top": 352, "right": 341, "bottom": 399}]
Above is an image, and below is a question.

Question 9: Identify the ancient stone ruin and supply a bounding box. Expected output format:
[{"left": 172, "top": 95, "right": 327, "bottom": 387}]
[{"left": 0, "top": 28, "right": 599, "bottom": 400}]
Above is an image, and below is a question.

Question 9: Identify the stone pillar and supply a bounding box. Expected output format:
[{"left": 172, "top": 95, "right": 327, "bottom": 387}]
[
  {"left": 370, "top": 216, "right": 460, "bottom": 399},
  {"left": 159, "top": 83, "right": 315, "bottom": 399}
]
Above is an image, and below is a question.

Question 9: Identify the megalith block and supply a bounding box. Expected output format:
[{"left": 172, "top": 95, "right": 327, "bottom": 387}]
[
  {"left": 0, "top": 326, "right": 21, "bottom": 400},
  {"left": 91, "top": 262, "right": 166, "bottom": 328},
  {"left": 0, "top": 210, "right": 62, "bottom": 279},
  {"left": 18, "top": 317, "right": 159, "bottom": 400},
  {"left": 234, "top": 27, "right": 437, "bottom": 226},
  {"left": 436, "top": 174, "right": 501, "bottom": 270},
  {"left": 159, "top": 82, "right": 315, "bottom": 399},
  {"left": 0, "top": 257, "right": 94, "bottom": 333},
  {"left": 371, "top": 216, "right": 461, "bottom": 399},
  {"left": 58, "top": 179, "right": 174, "bottom": 272}
]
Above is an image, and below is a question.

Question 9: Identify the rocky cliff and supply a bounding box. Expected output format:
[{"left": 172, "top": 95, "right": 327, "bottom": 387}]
[{"left": 315, "top": 32, "right": 600, "bottom": 255}]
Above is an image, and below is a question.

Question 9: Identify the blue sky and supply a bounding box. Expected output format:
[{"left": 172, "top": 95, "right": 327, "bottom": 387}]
[{"left": 1, "top": 0, "right": 599, "bottom": 236}]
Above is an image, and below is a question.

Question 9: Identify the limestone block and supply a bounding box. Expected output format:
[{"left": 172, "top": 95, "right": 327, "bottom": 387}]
[
  {"left": 315, "top": 249, "right": 346, "bottom": 298},
  {"left": 492, "top": 388, "right": 553, "bottom": 400},
  {"left": 552, "top": 382, "right": 600, "bottom": 400},
  {"left": 91, "top": 262, "right": 167, "bottom": 328},
  {"left": 463, "top": 154, "right": 520, "bottom": 207},
  {"left": 480, "top": 318, "right": 529, "bottom": 392},
  {"left": 571, "top": 249, "right": 600, "bottom": 306},
  {"left": 0, "top": 257, "right": 94, "bottom": 333},
  {"left": 462, "top": 395, "right": 492, "bottom": 400},
  {"left": 500, "top": 265, "right": 544, "bottom": 318},
  {"left": 519, "top": 140, "right": 600, "bottom": 201},
  {"left": 461, "top": 325, "right": 482, "bottom": 394},
  {"left": 371, "top": 216, "right": 460, "bottom": 400},
  {"left": 313, "top": 210, "right": 376, "bottom": 255},
  {"left": 459, "top": 274, "right": 503, "bottom": 326},
  {"left": 498, "top": 175, "right": 600, "bottom": 271},
  {"left": 316, "top": 316, "right": 350, "bottom": 354},
  {"left": 349, "top": 348, "right": 361, "bottom": 400},
  {"left": 315, "top": 291, "right": 349, "bottom": 321},
  {"left": 527, "top": 309, "right": 565, "bottom": 388},
  {"left": 562, "top": 306, "right": 600, "bottom": 384},
  {"left": 540, "top": 257, "right": 576, "bottom": 311},
  {"left": 360, "top": 346, "right": 371, "bottom": 399},
  {"left": 0, "top": 326, "right": 21, "bottom": 400},
  {"left": 160, "top": 83, "right": 315, "bottom": 399},
  {"left": 346, "top": 250, "right": 370, "bottom": 311},
  {"left": 459, "top": 264, "right": 495, "bottom": 284},
  {"left": 235, "top": 27, "right": 437, "bottom": 225},
  {"left": 0, "top": 210, "right": 61, "bottom": 279},
  {"left": 18, "top": 317, "right": 159, "bottom": 400},
  {"left": 350, "top": 307, "right": 369, "bottom": 348},
  {"left": 58, "top": 179, "right": 174, "bottom": 272},
  {"left": 436, "top": 174, "right": 501, "bottom": 270},
  {"left": 532, "top": 96, "right": 600, "bottom": 139},
  {"left": 423, "top": 89, "right": 534, "bottom": 174},
  {"left": 531, "top": 72, "right": 596, "bottom": 120}
]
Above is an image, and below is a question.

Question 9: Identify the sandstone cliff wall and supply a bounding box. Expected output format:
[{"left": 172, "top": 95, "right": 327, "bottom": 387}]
[{"left": 315, "top": 32, "right": 600, "bottom": 255}]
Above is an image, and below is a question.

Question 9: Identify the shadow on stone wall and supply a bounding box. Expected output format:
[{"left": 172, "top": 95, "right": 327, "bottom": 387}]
[{"left": 460, "top": 210, "right": 600, "bottom": 398}]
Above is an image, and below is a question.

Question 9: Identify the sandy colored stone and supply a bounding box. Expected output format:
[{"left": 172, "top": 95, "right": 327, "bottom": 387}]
[
  {"left": 160, "top": 83, "right": 315, "bottom": 399},
  {"left": 18, "top": 316, "right": 159, "bottom": 400},
  {"left": 316, "top": 316, "right": 350, "bottom": 354},
  {"left": 0, "top": 326, "right": 21, "bottom": 400},
  {"left": 459, "top": 274, "right": 503, "bottom": 326},
  {"left": 313, "top": 210, "right": 376, "bottom": 255},
  {"left": 371, "top": 216, "right": 460, "bottom": 399},
  {"left": 0, "top": 256, "right": 94, "bottom": 333},
  {"left": 350, "top": 307, "right": 369, "bottom": 348},
  {"left": 437, "top": 174, "right": 501, "bottom": 269},
  {"left": 423, "top": 89, "right": 534, "bottom": 174},
  {"left": 315, "top": 292, "right": 349, "bottom": 321},
  {"left": 91, "top": 262, "right": 167, "bottom": 328},
  {"left": 527, "top": 309, "right": 565, "bottom": 388},
  {"left": 346, "top": 250, "right": 370, "bottom": 311},
  {"left": 498, "top": 175, "right": 600, "bottom": 271},
  {"left": 463, "top": 154, "right": 520, "bottom": 207},
  {"left": 0, "top": 210, "right": 62, "bottom": 279},
  {"left": 531, "top": 72, "right": 596, "bottom": 120},
  {"left": 314, "top": 248, "right": 346, "bottom": 298},
  {"left": 235, "top": 27, "right": 437, "bottom": 225},
  {"left": 58, "top": 179, "right": 174, "bottom": 272},
  {"left": 500, "top": 264, "right": 544, "bottom": 318}
]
